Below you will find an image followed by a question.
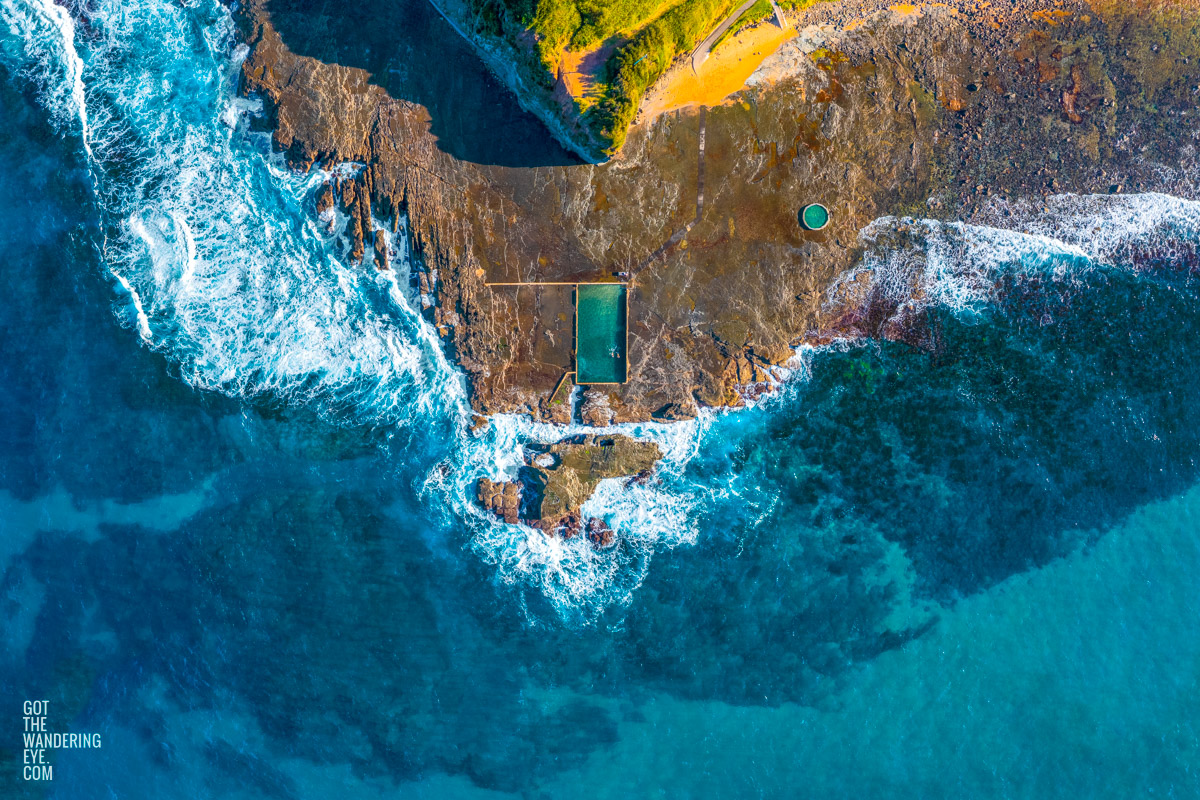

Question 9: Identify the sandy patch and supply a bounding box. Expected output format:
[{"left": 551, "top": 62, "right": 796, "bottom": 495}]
[
  {"left": 560, "top": 42, "right": 619, "bottom": 108},
  {"left": 638, "top": 20, "right": 796, "bottom": 121}
]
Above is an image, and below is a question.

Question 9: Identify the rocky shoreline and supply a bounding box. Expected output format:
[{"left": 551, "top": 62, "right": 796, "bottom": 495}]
[
  {"left": 232, "top": 0, "right": 1199, "bottom": 529},
  {"left": 477, "top": 434, "right": 661, "bottom": 539},
  {"left": 422, "top": 0, "right": 612, "bottom": 163}
]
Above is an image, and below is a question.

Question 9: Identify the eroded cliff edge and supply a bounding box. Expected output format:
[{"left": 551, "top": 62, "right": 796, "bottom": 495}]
[{"left": 234, "top": 0, "right": 1200, "bottom": 431}]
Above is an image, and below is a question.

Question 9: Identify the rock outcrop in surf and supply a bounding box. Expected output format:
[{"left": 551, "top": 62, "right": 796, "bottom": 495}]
[
  {"left": 478, "top": 434, "right": 662, "bottom": 543},
  {"left": 235, "top": 0, "right": 1200, "bottom": 424},
  {"left": 231, "top": 0, "right": 1200, "bottom": 532}
]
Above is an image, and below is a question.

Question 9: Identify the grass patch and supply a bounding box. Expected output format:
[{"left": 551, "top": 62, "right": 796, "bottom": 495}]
[
  {"left": 712, "top": 0, "right": 827, "bottom": 50},
  {"left": 584, "top": 0, "right": 740, "bottom": 151},
  {"left": 463, "top": 0, "right": 836, "bottom": 155},
  {"left": 573, "top": 0, "right": 688, "bottom": 48}
]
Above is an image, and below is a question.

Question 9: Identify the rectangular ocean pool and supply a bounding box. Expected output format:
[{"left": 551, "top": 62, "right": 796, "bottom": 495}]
[{"left": 575, "top": 284, "right": 627, "bottom": 384}]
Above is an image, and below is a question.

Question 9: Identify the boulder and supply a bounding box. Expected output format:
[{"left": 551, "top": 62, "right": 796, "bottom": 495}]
[{"left": 474, "top": 434, "right": 662, "bottom": 542}]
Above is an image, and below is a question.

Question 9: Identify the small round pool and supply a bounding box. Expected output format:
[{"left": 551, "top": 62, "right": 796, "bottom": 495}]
[{"left": 800, "top": 203, "right": 830, "bottom": 231}]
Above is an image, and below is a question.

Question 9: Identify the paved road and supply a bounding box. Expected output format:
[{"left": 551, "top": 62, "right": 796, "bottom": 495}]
[{"left": 690, "top": 0, "right": 760, "bottom": 73}]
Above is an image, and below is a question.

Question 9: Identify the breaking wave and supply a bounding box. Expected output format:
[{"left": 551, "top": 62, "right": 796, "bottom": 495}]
[
  {"left": 824, "top": 194, "right": 1200, "bottom": 341},
  {"left": 418, "top": 411, "right": 710, "bottom": 623},
  {"left": 2, "top": 0, "right": 457, "bottom": 426},
  {"left": 5, "top": 0, "right": 1199, "bottom": 621}
]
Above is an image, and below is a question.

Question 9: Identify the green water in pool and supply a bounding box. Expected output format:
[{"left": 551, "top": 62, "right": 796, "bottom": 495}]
[{"left": 576, "top": 284, "right": 627, "bottom": 383}]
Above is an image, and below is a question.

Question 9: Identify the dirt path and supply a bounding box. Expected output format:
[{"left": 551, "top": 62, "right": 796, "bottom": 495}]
[{"left": 691, "top": 0, "right": 760, "bottom": 71}]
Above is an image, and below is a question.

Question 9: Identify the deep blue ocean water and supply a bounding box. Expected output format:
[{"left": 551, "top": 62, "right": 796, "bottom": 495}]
[{"left": 1, "top": 0, "right": 1199, "bottom": 797}]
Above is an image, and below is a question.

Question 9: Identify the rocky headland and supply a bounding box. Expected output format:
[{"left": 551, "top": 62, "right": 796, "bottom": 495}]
[{"left": 232, "top": 0, "right": 1200, "bottom": 529}]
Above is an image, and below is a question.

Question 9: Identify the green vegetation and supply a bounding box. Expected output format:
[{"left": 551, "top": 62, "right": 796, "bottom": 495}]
[
  {"left": 465, "top": 0, "right": 696, "bottom": 77},
  {"left": 501, "top": 0, "right": 688, "bottom": 56},
  {"left": 586, "top": 0, "right": 738, "bottom": 151},
  {"left": 461, "top": 0, "right": 831, "bottom": 155},
  {"left": 574, "top": 0, "right": 682, "bottom": 48},
  {"left": 711, "top": 0, "right": 823, "bottom": 50}
]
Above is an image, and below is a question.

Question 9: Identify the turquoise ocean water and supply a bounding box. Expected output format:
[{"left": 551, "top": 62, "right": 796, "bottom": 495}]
[{"left": 1, "top": 0, "right": 1198, "bottom": 796}]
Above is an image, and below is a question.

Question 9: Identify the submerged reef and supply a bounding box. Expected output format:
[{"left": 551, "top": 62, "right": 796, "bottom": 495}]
[
  {"left": 236, "top": 0, "right": 1200, "bottom": 421},
  {"left": 232, "top": 0, "right": 1200, "bottom": 524}
]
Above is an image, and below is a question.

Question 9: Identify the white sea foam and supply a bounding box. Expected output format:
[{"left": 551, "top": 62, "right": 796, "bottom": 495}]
[
  {"left": 828, "top": 192, "right": 1200, "bottom": 328},
  {"left": 829, "top": 216, "right": 1093, "bottom": 319},
  {"left": 7, "top": 0, "right": 1200, "bottom": 621},
  {"left": 0, "top": 0, "right": 91, "bottom": 155},
  {"left": 3, "top": 0, "right": 457, "bottom": 427},
  {"left": 994, "top": 192, "right": 1200, "bottom": 266},
  {"left": 422, "top": 409, "right": 719, "bottom": 621}
]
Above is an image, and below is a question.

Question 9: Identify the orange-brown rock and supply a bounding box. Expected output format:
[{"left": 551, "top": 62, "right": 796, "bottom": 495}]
[
  {"left": 373, "top": 229, "right": 389, "bottom": 270},
  {"left": 235, "top": 0, "right": 1200, "bottom": 424},
  {"left": 475, "top": 435, "right": 662, "bottom": 536},
  {"left": 477, "top": 477, "right": 522, "bottom": 524},
  {"left": 315, "top": 181, "right": 334, "bottom": 214}
]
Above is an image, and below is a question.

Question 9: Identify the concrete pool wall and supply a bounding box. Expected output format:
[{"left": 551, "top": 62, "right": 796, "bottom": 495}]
[{"left": 575, "top": 284, "right": 628, "bottom": 384}]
